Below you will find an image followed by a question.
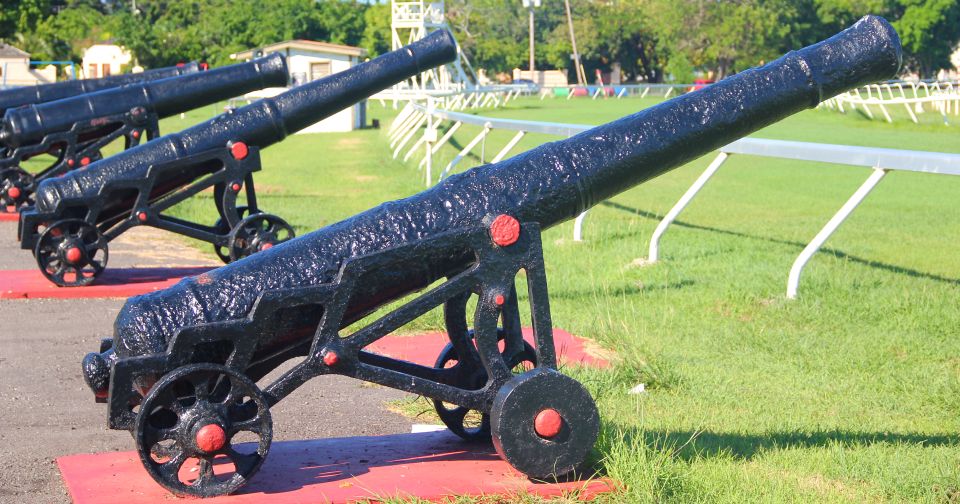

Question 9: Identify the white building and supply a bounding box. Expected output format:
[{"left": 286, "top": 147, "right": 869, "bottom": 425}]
[
  {"left": 0, "top": 44, "right": 56, "bottom": 87},
  {"left": 81, "top": 44, "right": 133, "bottom": 79},
  {"left": 232, "top": 40, "right": 368, "bottom": 133}
]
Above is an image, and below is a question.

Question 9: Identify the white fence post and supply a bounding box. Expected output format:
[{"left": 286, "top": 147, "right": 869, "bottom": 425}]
[
  {"left": 787, "top": 168, "right": 888, "bottom": 299},
  {"left": 647, "top": 152, "right": 730, "bottom": 262}
]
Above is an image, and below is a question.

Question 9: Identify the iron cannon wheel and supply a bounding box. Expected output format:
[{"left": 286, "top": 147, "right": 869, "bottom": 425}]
[
  {"left": 0, "top": 167, "right": 35, "bottom": 212},
  {"left": 226, "top": 212, "right": 295, "bottom": 262},
  {"left": 490, "top": 368, "right": 599, "bottom": 480},
  {"left": 213, "top": 206, "right": 254, "bottom": 264},
  {"left": 34, "top": 219, "right": 108, "bottom": 287},
  {"left": 133, "top": 363, "right": 273, "bottom": 498},
  {"left": 432, "top": 329, "right": 537, "bottom": 441}
]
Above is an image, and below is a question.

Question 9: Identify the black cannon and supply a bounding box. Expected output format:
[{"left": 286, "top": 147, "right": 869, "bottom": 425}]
[
  {"left": 0, "top": 62, "right": 200, "bottom": 118},
  {"left": 0, "top": 56, "right": 286, "bottom": 213},
  {"left": 17, "top": 31, "right": 458, "bottom": 287},
  {"left": 80, "top": 17, "right": 901, "bottom": 497}
]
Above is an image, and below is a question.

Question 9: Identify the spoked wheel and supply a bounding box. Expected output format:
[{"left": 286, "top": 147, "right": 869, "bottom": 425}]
[
  {"left": 226, "top": 213, "right": 294, "bottom": 262},
  {"left": 432, "top": 329, "right": 538, "bottom": 441},
  {"left": 213, "top": 206, "right": 253, "bottom": 264},
  {"left": 490, "top": 368, "right": 600, "bottom": 480},
  {"left": 0, "top": 167, "right": 35, "bottom": 212},
  {"left": 134, "top": 363, "right": 272, "bottom": 498},
  {"left": 34, "top": 219, "right": 108, "bottom": 287}
]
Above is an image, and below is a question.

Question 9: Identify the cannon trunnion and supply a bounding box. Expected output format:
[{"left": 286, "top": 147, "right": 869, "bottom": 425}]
[{"left": 82, "top": 17, "right": 901, "bottom": 498}]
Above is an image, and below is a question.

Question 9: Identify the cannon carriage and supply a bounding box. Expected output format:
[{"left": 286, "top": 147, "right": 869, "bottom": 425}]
[
  {"left": 0, "top": 55, "right": 287, "bottom": 213},
  {"left": 18, "top": 31, "right": 460, "bottom": 287},
  {"left": 80, "top": 17, "right": 902, "bottom": 497}
]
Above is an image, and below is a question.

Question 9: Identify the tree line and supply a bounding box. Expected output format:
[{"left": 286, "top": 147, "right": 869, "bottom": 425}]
[{"left": 1, "top": 0, "right": 957, "bottom": 81}]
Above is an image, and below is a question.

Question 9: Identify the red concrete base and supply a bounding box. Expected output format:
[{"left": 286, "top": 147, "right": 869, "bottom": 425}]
[
  {"left": 368, "top": 327, "right": 611, "bottom": 368},
  {"left": 58, "top": 430, "right": 615, "bottom": 503},
  {"left": 0, "top": 267, "right": 213, "bottom": 299},
  {"left": 0, "top": 211, "right": 18, "bottom": 222}
]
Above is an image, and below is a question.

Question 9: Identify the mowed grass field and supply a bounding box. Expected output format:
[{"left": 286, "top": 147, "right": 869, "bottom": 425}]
[{"left": 152, "top": 95, "right": 960, "bottom": 502}]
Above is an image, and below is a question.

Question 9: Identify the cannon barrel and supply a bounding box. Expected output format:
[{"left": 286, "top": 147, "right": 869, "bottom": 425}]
[
  {"left": 29, "top": 30, "right": 458, "bottom": 216},
  {"left": 0, "top": 55, "right": 288, "bottom": 149},
  {"left": 0, "top": 63, "right": 200, "bottom": 117},
  {"left": 100, "top": 17, "right": 901, "bottom": 373}
]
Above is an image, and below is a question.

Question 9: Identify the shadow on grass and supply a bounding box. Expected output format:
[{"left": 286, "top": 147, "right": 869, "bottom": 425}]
[
  {"left": 598, "top": 200, "right": 960, "bottom": 287},
  {"left": 639, "top": 427, "right": 959, "bottom": 462},
  {"left": 550, "top": 279, "right": 697, "bottom": 300}
]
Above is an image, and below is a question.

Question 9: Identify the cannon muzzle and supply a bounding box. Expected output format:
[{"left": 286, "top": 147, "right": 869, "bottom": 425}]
[
  {"left": 100, "top": 17, "right": 900, "bottom": 373},
  {"left": 0, "top": 62, "right": 200, "bottom": 117},
  {"left": 1, "top": 55, "right": 287, "bottom": 149},
  {"left": 31, "top": 30, "right": 458, "bottom": 216}
]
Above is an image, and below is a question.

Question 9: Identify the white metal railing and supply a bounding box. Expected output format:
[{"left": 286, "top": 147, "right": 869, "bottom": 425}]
[
  {"left": 821, "top": 80, "right": 960, "bottom": 125},
  {"left": 394, "top": 103, "right": 960, "bottom": 299},
  {"left": 539, "top": 83, "right": 696, "bottom": 101}
]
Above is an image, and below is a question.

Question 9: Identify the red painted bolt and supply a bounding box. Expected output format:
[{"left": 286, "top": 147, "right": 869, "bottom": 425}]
[
  {"left": 195, "top": 424, "right": 226, "bottom": 452},
  {"left": 67, "top": 159, "right": 75, "bottom": 167},
  {"left": 137, "top": 211, "right": 148, "bottom": 222},
  {"left": 7, "top": 187, "right": 21, "bottom": 199},
  {"left": 65, "top": 247, "right": 83, "bottom": 264},
  {"left": 259, "top": 242, "right": 273, "bottom": 251},
  {"left": 230, "top": 141, "right": 249, "bottom": 160},
  {"left": 494, "top": 294, "right": 505, "bottom": 306},
  {"left": 323, "top": 350, "right": 340, "bottom": 367},
  {"left": 132, "top": 129, "right": 141, "bottom": 139},
  {"left": 534, "top": 408, "right": 563, "bottom": 439},
  {"left": 80, "top": 157, "right": 91, "bottom": 166},
  {"left": 231, "top": 182, "right": 242, "bottom": 192},
  {"left": 489, "top": 214, "right": 520, "bottom": 247}
]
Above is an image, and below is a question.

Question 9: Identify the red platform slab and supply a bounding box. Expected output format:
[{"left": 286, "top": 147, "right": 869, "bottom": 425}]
[
  {"left": 58, "top": 430, "right": 615, "bottom": 503},
  {"left": 0, "top": 211, "right": 18, "bottom": 222},
  {"left": 0, "top": 267, "right": 213, "bottom": 299},
  {"left": 368, "top": 327, "right": 611, "bottom": 368}
]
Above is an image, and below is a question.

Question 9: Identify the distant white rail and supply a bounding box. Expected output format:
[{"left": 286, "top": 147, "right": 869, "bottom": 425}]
[
  {"left": 822, "top": 80, "right": 960, "bottom": 125},
  {"left": 396, "top": 103, "right": 960, "bottom": 298}
]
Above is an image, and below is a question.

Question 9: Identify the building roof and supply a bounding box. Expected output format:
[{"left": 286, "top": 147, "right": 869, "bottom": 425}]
[
  {"left": 232, "top": 40, "right": 367, "bottom": 61},
  {"left": 0, "top": 43, "right": 30, "bottom": 59}
]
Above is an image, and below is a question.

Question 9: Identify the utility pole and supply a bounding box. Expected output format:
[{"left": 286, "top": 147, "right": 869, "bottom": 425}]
[
  {"left": 563, "top": 0, "right": 586, "bottom": 86},
  {"left": 522, "top": 0, "right": 541, "bottom": 83}
]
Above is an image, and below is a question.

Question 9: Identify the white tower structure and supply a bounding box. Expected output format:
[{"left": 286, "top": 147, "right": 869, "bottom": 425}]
[{"left": 391, "top": 1, "right": 476, "bottom": 90}]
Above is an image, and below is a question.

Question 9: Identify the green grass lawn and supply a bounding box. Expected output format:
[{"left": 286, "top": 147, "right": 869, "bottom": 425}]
[{"left": 118, "top": 96, "right": 960, "bottom": 501}]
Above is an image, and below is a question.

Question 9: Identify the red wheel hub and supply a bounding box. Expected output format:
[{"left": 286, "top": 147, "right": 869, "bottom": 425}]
[
  {"left": 64, "top": 246, "right": 83, "bottom": 264},
  {"left": 534, "top": 408, "right": 563, "bottom": 438},
  {"left": 195, "top": 424, "right": 227, "bottom": 452},
  {"left": 7, "top": 187, "right": 21, "bottom": 199}
]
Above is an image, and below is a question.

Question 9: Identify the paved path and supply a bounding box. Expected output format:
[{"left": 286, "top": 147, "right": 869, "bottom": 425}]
[{"left": 0, "top": 222, "right": 415, "bottom": 502}]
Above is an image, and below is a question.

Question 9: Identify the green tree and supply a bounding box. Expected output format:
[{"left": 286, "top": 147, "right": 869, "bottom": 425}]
[{"left": 361, "top": 1, "right": 391, "bottom": 58}]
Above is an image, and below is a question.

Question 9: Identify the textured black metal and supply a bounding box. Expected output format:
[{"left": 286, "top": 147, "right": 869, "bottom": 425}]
[
  {"left": 489, "top": 368, "right": 600, "bottom": 479},
  {"left": 0, "top": 55, "right": 286, "bottom": 212},
  {"left": 0, "top": 63, "right": 200, "bottom": 117},
  {"left": 133, "top": 363, "right": 272, "bottom": 498},
  {"left": 81, "top": 17, "right": 901, "bottom": 496},
  {"left": 30, "top": 29, "right": 458, "bottom": 215},
  {"left": 18, "top": 30, "right": 458, "bottom": 287},
  {"left": 107, "top": 16, "right": 900, "bottom": 363},
  {"left": 0, "top": 54, "right": 287, "bottom": 148}
]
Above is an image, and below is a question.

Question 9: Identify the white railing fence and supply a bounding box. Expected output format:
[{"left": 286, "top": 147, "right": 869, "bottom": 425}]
[
  {"left": 392, "top": 103, "right": 960, "bottom": 298},
  {"left": 821, "top": 79, "right": 960, "bottom": 125}
]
